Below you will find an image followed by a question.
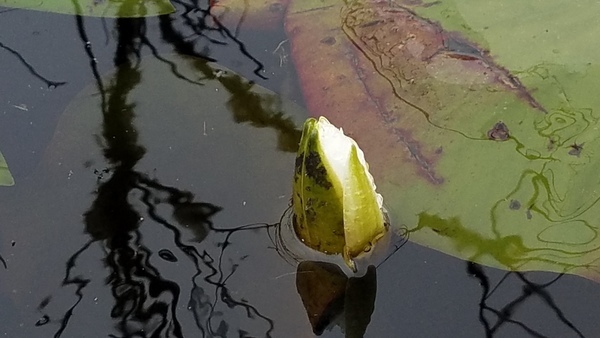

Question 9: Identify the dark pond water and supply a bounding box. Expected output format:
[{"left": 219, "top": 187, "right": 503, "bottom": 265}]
[{"left": 1, "top": 2, "right": 600, "bottom": 337}]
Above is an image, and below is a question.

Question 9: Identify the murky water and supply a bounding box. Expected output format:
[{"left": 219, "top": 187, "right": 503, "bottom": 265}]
[{"left": 1, "top": 1, "right": 600, "bottom": 337}]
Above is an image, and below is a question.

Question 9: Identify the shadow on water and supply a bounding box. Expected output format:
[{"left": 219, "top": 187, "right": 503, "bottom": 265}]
[{"left": 31, "top": 1, "right": 303, "bottom": 337}]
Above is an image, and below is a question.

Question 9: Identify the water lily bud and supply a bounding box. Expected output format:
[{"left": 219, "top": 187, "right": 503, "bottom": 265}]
[{"left": 292, "top": 117, "right": 386, "bottom": 270}]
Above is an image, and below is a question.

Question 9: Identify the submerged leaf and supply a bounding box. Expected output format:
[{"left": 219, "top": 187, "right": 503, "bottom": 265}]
[
  {"left": 211, "top": 0, "right": 289, "bottom": 30},
  {"left": 0, "top": 151, "right": 14, "bottom": 186},
  {"left": 0, "top": 0, "right": 175, "bottom": 18}
]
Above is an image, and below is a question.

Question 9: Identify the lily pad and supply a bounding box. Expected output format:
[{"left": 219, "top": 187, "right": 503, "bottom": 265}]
[
  {"left": 0, "top": 0, "right": 175, "bottom": 18},
  {"left": 0, "top": 150, "right": 14, "bottom": 186},
  {"left": 286, "top": 0, "right": 600, "bottom": 282}
]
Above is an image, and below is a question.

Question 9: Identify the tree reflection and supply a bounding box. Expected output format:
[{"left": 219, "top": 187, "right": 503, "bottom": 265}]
[
  {"left": 35, "top": 1, "right": 300, "bottom": 336},
  {"left": 467, "top": 262, "right": 585, "bottom": 338},
  {"left": 167, "top": 0, "right": 267, "bottom": 79}
]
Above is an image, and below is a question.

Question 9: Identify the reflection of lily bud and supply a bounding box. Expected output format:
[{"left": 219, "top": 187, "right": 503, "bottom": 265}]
[
  {"left": 292, "top": 117, "right": 387, "bottom": 270},
  {"left": 296, "top": 261, "right": 377, "bottom": 337},
  {"left": 171, "top": 200, "right": 221, "bottom": 243}
]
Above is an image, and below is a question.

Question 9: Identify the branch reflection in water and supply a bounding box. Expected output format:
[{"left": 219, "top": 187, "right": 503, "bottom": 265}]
[
  {"left": 467, "top": 262, "right": 585, "bottom": 338},
  {"left": 33, "top": 1, "right": 304, "bottom": 336},
  {"left": 0, "top": 40, "right": 67, "bottom": 88},
  {"left": 40, "top": 52, "right": 277, "bottom": 338}
]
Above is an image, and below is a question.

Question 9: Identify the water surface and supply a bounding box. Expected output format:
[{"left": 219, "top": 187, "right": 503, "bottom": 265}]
[{"left": 1, "top": 2, "right": 600, "bottom": 337}]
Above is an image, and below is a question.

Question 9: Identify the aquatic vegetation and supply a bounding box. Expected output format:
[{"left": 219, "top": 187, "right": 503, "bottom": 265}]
[
  {"left": 3, "top": 0, "right": 598, "bottom": 335},
  {"left": 0, "top": 0, "right": 175, "bottom": 17},
  {"left": 210, "top": 0, "right": 600, "bottom": 283},
  {"left": 292, "top": 117, "right": 387, "bottom": 271}
]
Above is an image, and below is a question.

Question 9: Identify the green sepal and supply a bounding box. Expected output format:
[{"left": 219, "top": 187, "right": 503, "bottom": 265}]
[
  {"left": 293, "top": 118, "right": 346, "bottom": 255},
  {"left": 343, "top": 144, "right": 385, "bottom": 261}
]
